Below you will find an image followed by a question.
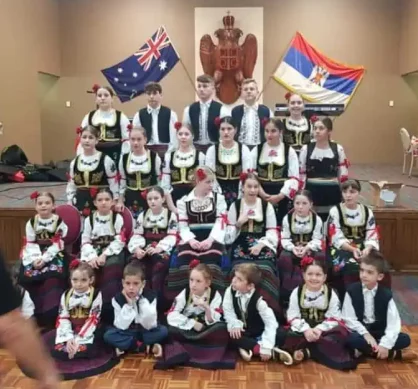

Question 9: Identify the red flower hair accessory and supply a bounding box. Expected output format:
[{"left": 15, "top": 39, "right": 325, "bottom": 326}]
[
  {"left": 30, "top": 191, "right": 39, "bottom": 200},
  {"left": 261, "top": 117, "right": 269, "bottom": 127},
  {"left": 127, "top": 123, "right": 133, "bottom": 133},
  {"left": 300, "top": 256, "right": 314, "bottom": 268},
  {"left": 141, "top": 190, "right": 148, "bottom": 200},
  {"left": 310, "top": 115, "right": 319, "bottom": 124},
  {"left": 92, "top": 84, "right": 100, "bottom": 93},
  {"left": 214, "top": 116, "right": 221, "bottom": 127},
  {"left": 190, "top": 259, "right": 200, "bottom": 269},
  {"left": 196, "top": 168, "right": 207, "bottom": 181},
  {"left": 174, "top": 121, "right": 182, "bottom": 131},
  {"left": 89, "top": 188, "right": 98, "bottom": 198},
  {"left": 239, "top": 171, "right": 248, "bottom": 183},
  {"left": 285, "top": 91, "right": 293, "bottom": 101},
  {"left": 69, "top": 259, "right": 81, "bottom": 270},
  {"left": 76, "top": 126, "right": 82, "bottom": 135}
]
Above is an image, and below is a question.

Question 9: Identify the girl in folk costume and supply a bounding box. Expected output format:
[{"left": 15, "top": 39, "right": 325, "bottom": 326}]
[
  {"left": 18, "top": 191, "right": 68, "bottom": 327},
  {"left": 77, "top": 84, "right": 130, "bottom": 162},
  {"left": 299, "top": 116, "right": 349, "bottom": 220},
  {"left": 205, "top": 116, "right": 254, "bottom": 207},
  {"left": 127, "top": 186, "right": 178, "bottom": 293},
  {"left": 278, "top": 257, "right": 357, "bottom": 371},
  {"left": 155, "top": 262, "right": 234, "bottom": 370},
  {"left": 67, "top": 125, "right": 119, "bottom": 217},
  {"left": 80, "top": 188, "right": 125, "bottom": 323},
  {"left": 43, "top": 260, "right": 117, "bottom": 380},
  {"left": 115, "top": 126, "right": 162, "bottom": 218},
  {"left": 278, "top": 190, "right": 325, "bottom": 307},
  {"left": 226, "top": 172, "right": 281, "bottom": 315},
  {"left": 328, "top": 179, "right": 382, "bottom": 300},
  {"left": 165, "top": 166, "right": 227, "bottom": 302},
  {"left": 282, "top": 93, "right": 313, "bottom": 153},
  {"left": 252, "top": 118, "right": 300, "bottom": 226},
  {"left": 161, "top": 122, "right": 205, "bottom": 213}
]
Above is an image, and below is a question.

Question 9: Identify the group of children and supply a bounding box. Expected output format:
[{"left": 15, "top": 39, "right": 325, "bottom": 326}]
[{"left": 13, "top": 75, "right": 416, "bottom": 380}]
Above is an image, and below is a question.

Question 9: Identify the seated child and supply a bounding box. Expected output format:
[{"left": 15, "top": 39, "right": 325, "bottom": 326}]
[
  {"left": 222, "top": 263, "right": 293, "bottom": 364},
  {"left": 278, "top": 257, "right": 357, "bottom": 370},
  {"left": 342, "top": 250, "right": 416, "bottom": 361}
]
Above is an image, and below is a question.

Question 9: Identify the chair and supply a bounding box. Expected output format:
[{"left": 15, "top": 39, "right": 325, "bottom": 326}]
[
  {"left": 400, "top": 128, "right": 418, "bottom": 177},
  {"left": 55, "top": 204, "right": 83, "bottom": 256},
  {"left": 120, "top": 207, "right": 135, "bottom": 240}
]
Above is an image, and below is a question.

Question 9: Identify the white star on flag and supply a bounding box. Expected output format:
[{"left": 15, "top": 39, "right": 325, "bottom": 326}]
[
  {"left": 117, "top": 68, "right": 123, "bottom": 73},
  {"left": 159, "top": 60, "right": 167, "bottom": 71}
]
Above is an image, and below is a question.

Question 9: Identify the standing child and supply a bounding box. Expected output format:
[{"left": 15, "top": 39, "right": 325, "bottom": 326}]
[
  {"left": 223, "top": 263, "right": 293, "bottom": 364},
  {"left": 342, "top": 250, "right": 416, "bottom": 361},
  {"left": 128, "top": 186, "right": 178, "bottom": 293},
  {"left": 279, "top": 257, "right": 356, "bottom": 370},
  {"left": 104, "top": 262, "right": 168, "bottom": 358},
  {"left": 19, "top": 191, "right": 68, "bottom": 327},
  {"left": 278, "top": 190, "right": 324, "bottom": 307},
  {"left": 80, "top": 188, "right": 125, "bottom": 323},
  {"left": 155, "top": 262, "right": 234, "bottom": 370}
]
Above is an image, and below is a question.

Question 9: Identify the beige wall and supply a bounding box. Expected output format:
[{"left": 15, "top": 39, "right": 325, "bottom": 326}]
[
  {"left": 400, "top": 0, "right": 418, "bottom": 75},
  {"left": 2, "top": 0, "right": 418, "bottom": 164}
]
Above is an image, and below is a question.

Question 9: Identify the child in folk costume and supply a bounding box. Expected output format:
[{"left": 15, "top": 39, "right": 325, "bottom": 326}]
[
  {"left": 115, "top": 126, "right": 162, "bottom": 218},
  {"left": 132, "top": 82, "right": 178, "bottom": 148},
  {"left": 343, "top": 251, "right": 416, "bottom": 361},
  {"left": 223, "top": 263, "right": 293, "bottom": 364},
  {"left": 299, "top": 117, "right": 349, "bottom": 220},
  {"left": 104, "top": 262, "right": 168, "bottom": 358},
  {"left": 67, "top": 125, "right": 119, "bottom": 217},
  {"left": 161, "top": 123, "right": 205, "bottom": 213},
  {"left": 282, "top": 93, "right": 313, "bottom": 153},
  {"left": 226, "top": 172, "right": 281, "bottom": 315},
  {"left": 80, "top": 188, "right": 125, "bottom": 323},
  {"left": 328, "top": 180, "right": 380, "bottom": 300},
  {"left": 278, "top": 190, "right": 325, "bottom": 307},
  {"left": 165, "top": 167, "right": 227, "bottom": 302},
  {"left": 155, "top": 262, "right": 233, "bottom": 370},
  {"left": 231, "top": 78, "right": 273, "bottom": 147},
  {"left": 128, "top": 186, "right": 178, "bottom": 293},
  {"left": 77, "top": 84, "right": 130, "bottom": 162},
  {"left": 43, "top": 260, "right": 117, "bottom": 380},
  {"left": 253, "top": 118, "right": 300, "bottom": 226},
  {"left": 182, "top": 74, "right": 230, "bottom": 148},
  {"left": 205, "top": 116, "right": 253, "bottom": 206},
  {"left": 18, "top": 191, "right": 68, "bottom": 327},
  {"left": 279, "top": 257, "right": 357, "bottom": 370}
]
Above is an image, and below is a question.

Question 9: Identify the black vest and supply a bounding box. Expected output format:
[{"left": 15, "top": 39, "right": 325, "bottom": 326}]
[
  {"left": 181, "top": 286, "right": 218, "bottom": 324},
  {"left": 188, "top": 101, "right": 222, "bottom": 142},
  {"left": 89, "top": 211, "right": 118, "bottom": 248},
  {"left": 306, "top": 142, "right": 339, "bottom": 179},
  {"left": 234, "top": 199, "right": 268, "bottom": 237},
  {"left": 138, "top": 106, "right": 171, "bottom": 143},
  {"left": 169, "top": 149, "right": 199, "bottom": 185},
  {"left": 347, "top": 282, "right": 392, "bottom": 333},
  {"left": 231, "top": 288, "right": 265, "bottom": 337},
  {"left": 88, "top": 110, "right": 122, "bottom": 141},
  {"left": 121, "top": 150, "right": 157, "bottom": 191},
  {"left": 336, "top": 203, "right": 370, "bottom": 241},
  {"left": 282, "top": 117, "right": 312, "bottom": 151},
  {"left": 298, "top": 284, "right": 332, "bottom": 327},
  {"left": 64, "top": 287, "right": 100, "bottom": 319},
  {"left": 142, "top": 208, "right": 173, "bottom": 244},
  {"left": 73, "top": 152, "right": 108, "bottom": 188},
  {"left": 30, "top": 215, "right": 63, "bottom": 250},
  {"left": 256, "top": 143, "right": 290, "bottom": 182},
  {"left": 231, "top": 104, "right": 270, "bottom": 143},
  {"left": 215, "top": 143, "right": 243, "bottom": 180},
  {"left": 287, "top": 210, "right": 319, "bottom": 246}
]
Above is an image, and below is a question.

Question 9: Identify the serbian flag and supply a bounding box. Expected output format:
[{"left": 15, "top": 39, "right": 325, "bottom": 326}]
[{"left": 273, "top": 32, "right": 365, "bottom": 105}]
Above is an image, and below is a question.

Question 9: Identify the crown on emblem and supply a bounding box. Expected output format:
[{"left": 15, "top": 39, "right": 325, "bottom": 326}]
[{"left": 223, "top": 12, "right": 235, "bottom": 29}]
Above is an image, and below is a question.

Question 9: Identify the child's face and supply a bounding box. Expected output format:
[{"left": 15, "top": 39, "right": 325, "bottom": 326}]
[
  {"left": 96, "top": 88, "right": 113, "bottom": 109},
  {"left": 177, "top": 127, "right": 193, "bottom": 146},
  {"left": 122, "top": 275, "right": 145, "bottom": 299},
  {"left": 35, "top": 195, "right": 54, "bottom": 218},
  {"left": 342, "top": 187, "right": 359, "bottom": 205},
  {"left": 147, "top": 190, "right": 164, "bottom": 211},
  {"left": 294, "top": 195, "right": 312, "bottom": 217},
  {"left": 189, "top": 269, "right": 210, "bottom": 296},
  {"left": 220, "top": 122, "right": 236, "bottom": 143},
  {"left": 243, "top": 178, "right": 259, "bottom": 199},
  {"left": 81, "top": 131, "right": 98, "bottom": 151},
  {"left": 197, "top": 177, "right": 213, "bottom": 195},
  {"left": 197, "top": 81, "right": 214, "bottom": 101},
  {"left": 130, "top": 129, "right": 147, "bottom": 151},
  {"left": 94, "top": 192, "right": 113, "bottom": 213},
  {"left": 359, "top": 263, "right": 384, "bottom": 289},
  {"left": 313, "top": 121, "right": 329, "bottom": 142},
  {"left": 288, "top": 95, "right": 304, "bottom": 115},
  {"left": 232, "top": 271, "right": 254, "bottom": 293},
  {"left": 303, "top": 264, "right": 326, "bottom": 291},
  {"left": 146, "top": 90, "right": 162, "bottom": 108},
  {"left": 241, "top": 82, "right": 258, "bottom": 102},
  {"left": 264, "top": 123, "right": 281, "bottom": 144},
  {"left": 71, "top": 269, "right": 93, "bottom": 293}
]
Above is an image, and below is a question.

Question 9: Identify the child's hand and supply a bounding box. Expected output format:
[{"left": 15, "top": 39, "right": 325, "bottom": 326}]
[
  {"left": 312, "top": 328, "right": 322, "bottom": 339},
  {"left": 33, "top": 259, "right": 45, "bottom": 269},
  {"left": 122, "top": 290, "right": 134, "bottom": 306},
  {"left": 199, "top": 238, "right": 213, "bottom": 251},
  {"left": 229, "top": 328, "right": 244, "bottom": 339},
  {"left": 304, "top": 329, "right": 317, "bottom": 342},
  {"left": 260, "top": 353, "right": 271, "bottom": 361},
  {"left": 376, "top": 345, "right": 389, "bottom": 359},
  {"left": 353, "top": 248, "right": 362, "bottom": 261},
  {"left": 249, "top": 243, "right": 264, "bottom": 256},
  {"left": 363, "top": 333, "right": 378, "bottom": 351},
  {"left": 267, "top": 194, "right": 282, "bottom": 205},
  {"left": 236, "top": 213, "right": 249, "bottom": 228},
  {"left": 193, "top": 322, "right": 204, "bottom": 332},
  {"left": 146, "top": 246, "right": 163, "bottom": 256},
  {"left": 88, "top": 257, "right": 99, "bottom": 269},
  {"left": 134, "top": 248, "right": 146, "bottom": 259},
  {"left": 361, "top": 247, "right": 372, "bottom": 258},
  {"left": 114, "top": 201, "right": 124, "bottom": 213},
  {"left": 189, "top": 239, "right": 200, "bottom": 250},
  {"left": 97, "top": 254, "right": 106, "bottom": 267}
]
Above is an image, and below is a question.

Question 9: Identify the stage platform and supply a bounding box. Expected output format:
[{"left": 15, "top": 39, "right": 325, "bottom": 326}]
[{"left": 0, "top": 164, "right": 418, "bottom": 271}]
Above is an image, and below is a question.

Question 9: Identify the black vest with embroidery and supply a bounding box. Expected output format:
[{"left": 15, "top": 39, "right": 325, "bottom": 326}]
[
  {"left": 297, "top": 284, "right": 332, "bottom": 328},
  {"left": 347, "top": 282, "right": 391, "bottom": 334},
  {"left": 231, "top": 288, "right": 265, "bottom": 337},
  {"left": 138, "top": 106, "right": 171, "bottom": 143},
  {"left": 88, "top": 110, "right": 122, "bottom": 141},
  {"left": 215, "top": 143, "right": 243, "bottom": 180},
  {"left": 64, "top": 287, "right": 100, "bottom": 321},
  {"left": 185, "top": 193, "right": 217, "bottom": 241},
  {"left": 181, "top": 286, "right": 218, "bottom": 324},
  {"left": 89, "top": 212, "right": 117, "bottom": 249},
  {"left": 306, "top": 142, "right": 339, "bottom": 179},
  {"left": 169, "top": 150, "right": 199, "bottom": 185},
  {"left": 188, "top": 101, "right": 222, "bottom": 142},
  {"left": 234, "top": 199, "right": 268, "bottom": 240},
  {"left": 142, "top": 209, "right": 172, "bottom": 244},
  {"left": 336, "top": 203, "right": 370, "bottom": 241},
  {"left": 287, "top": 210, "right": 318, "bottom": 246},
  {"left": 282, "top": 117, "right": 312, "bottom": 151},
  {"left": 231, "top": 104, "right": 270, "bottom": 143},
  {"left": 122, "top": 150, "right": 157, "bottom": 191},
  {"left": 30, "top": 215, "right": 63, "bottom": 250},
  {"left": 256, "top": 143, "right": 290, "bottom": 186},
  {"left": 73, "top": 152, "right": 108, "bottom": 188}
]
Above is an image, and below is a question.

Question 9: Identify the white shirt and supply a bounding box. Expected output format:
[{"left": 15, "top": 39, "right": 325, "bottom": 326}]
[
  {"left": 287, "top": 285, "right": 341, "bottom": 333},
  {"left": 238, "top": 104, "right": 274, "bottom": 146},
  {"left": 342, "top": 285, "right": 401, "bottom": 349},
  {"left": 222, "top": 286, "right": 278, "bottom": 355},
  {"left": 132, "top": 105, "right": 178, "bottom": 148},
  {"left": 280, "top": 212, "right": 323, "bottom": 252},
  {"left": 226, "top": 198, "right": 278, "bottom": 252},
  {"left": 167, "top": 288, "right": 223, "bottom": 330},
  {"left": 177, "top": 190, "right": 227, "bottom": 244},
  {"left": 21, "top": 290, "right": 35, "bottom": 319},
  {"left": 328, "top": 204, "right": 379, "bottom": 250}
]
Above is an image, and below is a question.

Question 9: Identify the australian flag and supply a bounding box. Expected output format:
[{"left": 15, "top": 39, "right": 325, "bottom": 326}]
[{"left": 101, "top": 26, "right": 180, "bottom": 103}]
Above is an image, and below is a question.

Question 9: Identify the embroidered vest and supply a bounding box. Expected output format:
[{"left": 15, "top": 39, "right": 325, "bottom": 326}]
[
  {"left": 256, "top": 143, "right": 290, "bottom": 182},
  {"left": 215, "top": 143, "right": 243, "bottom": 180},
  {"left": 336, "top": 203, "right": 370, "bottom": 241},
  {"left": 188, "top": 101, "right": 222, "bottom": 142},
  {"left": 88, "top": 110, "right": 122, "bottom": 142},
  {"left": 30, "top": 215, "right": 62, "bottom": 250},
  {"left": 64, "top": 287, "right": 99, "bottom": 320},
  {"left": 73, "top": 152, "right": 108, "bottom": 188},
  {"left": 297, "top": 284, "right": 332, "bottom": 328},
  {"left": 182, "top": 286, "right": 217, "bottom": 324},
  {"left": 282, "top": 117, "right": 312, "bottom": 150},
  {"left": 89, "top": 212, "right": 118, "bottom": 248},
  {"left": 142, "top": 208, "right": 172, "bottom": 244},
  {"left": 122, "top": 150, "right": 157, "bottom": 191},
  {"left": 170, "top": 149, "right": 199, "bottom": 185},
  {"left": 287, "top": 210, "right": 318, "bottom": 246},
  {"left": 138, "top": 106, "right": 171, "bottom": 143},
  {"left": 234, "top": 199, "right": 268, "bottom": 236},
  {"left": 306, "top": 142, "right": 339, "bottom": 179},
  {"left": 231, "top": 104, "right": 270, "bottom": 143}
]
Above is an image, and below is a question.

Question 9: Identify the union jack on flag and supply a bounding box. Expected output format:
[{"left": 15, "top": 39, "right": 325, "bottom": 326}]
[{"left": 101, "top": 26, "right": 180, "bottom": 103}]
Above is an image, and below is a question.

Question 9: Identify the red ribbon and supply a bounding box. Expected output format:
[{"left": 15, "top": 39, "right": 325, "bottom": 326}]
[
  {"left": 289, "top": 188, "right": 297, "bottom": 200},
  {"left": 219, "top": 213, "right": 228, "bottom": 230},
  {"left": 214, "top": 307, "right": 223, "bottom": 314},
  {"left": 328, "top": 223, "right": 336, "bottom": 239},
  {"left": 51, "top": 231, "right": 63, "bottom": 250},
  {"left": 339, "top": 175, "right": 348, "bottom": 183},
  {"left": 369, "top": 225, "right": 380, "bottom": 240}
]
